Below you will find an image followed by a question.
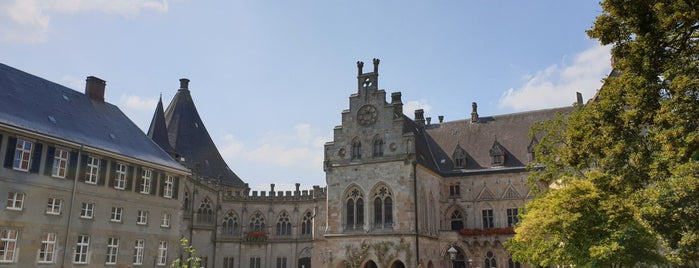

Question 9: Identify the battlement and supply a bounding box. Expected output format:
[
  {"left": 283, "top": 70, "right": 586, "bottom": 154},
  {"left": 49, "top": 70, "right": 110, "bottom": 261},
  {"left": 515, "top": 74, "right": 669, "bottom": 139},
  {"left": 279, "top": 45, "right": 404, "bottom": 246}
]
[{"left": 223, "top": 184, "right": 327, "bottom": 201}]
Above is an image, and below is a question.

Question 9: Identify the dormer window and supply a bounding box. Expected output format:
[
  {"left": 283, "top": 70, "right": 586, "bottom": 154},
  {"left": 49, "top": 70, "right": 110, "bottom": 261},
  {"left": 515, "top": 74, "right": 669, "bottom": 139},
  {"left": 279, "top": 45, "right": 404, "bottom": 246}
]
[
  {"left": 527, "top": 137, "right": 538, "bottom": 162},
  {"left": 490, "top": 141, "right": 505, "bottom": 166},
  {"left": 452, "top": 145, "right": 467, "bottom": 168}
]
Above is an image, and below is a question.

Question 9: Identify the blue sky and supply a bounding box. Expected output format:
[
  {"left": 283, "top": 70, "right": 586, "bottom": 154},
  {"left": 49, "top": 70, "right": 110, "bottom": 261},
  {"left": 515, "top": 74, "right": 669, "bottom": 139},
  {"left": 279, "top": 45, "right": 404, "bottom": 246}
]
[{"left": 0, "top": 0, "right": 611, "bottom": 191}]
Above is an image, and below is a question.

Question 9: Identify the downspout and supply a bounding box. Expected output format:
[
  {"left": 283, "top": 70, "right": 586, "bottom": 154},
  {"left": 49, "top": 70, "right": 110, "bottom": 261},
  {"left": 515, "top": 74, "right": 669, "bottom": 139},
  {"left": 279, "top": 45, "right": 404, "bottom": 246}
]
[
  {"left": 413, "top": 161, "right": 420, "bottom": 267},
  {"left": 61, "top": 146, "right": 82, "bottom": 268}
]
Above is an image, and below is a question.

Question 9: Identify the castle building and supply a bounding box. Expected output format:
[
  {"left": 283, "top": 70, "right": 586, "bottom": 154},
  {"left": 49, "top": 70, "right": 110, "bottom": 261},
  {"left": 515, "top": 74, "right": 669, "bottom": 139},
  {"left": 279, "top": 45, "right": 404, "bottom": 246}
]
[{"left": 0, "top": 59, "right": 574, "bottom": 268}]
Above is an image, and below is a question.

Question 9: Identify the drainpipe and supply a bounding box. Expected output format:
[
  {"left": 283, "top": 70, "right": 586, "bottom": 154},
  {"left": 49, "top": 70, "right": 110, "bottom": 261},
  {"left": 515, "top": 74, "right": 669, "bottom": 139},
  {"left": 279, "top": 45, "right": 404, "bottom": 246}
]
[
  {"left": 61, "top": 146, "right": 82, "bottom": 268},
  {"left": 413, "top": 161, "right": 420, "bottom": 267}
]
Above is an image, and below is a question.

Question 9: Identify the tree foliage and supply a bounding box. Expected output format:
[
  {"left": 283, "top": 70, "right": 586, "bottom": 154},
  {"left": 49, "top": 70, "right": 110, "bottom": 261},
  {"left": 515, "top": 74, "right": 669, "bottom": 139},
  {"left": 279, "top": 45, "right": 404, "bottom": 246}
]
[
  {"left": 171, "top": 238, "right": 202, "bottom": 268},
  {"left": 507, "top": 0, "right": 699, "bottom": 266}
]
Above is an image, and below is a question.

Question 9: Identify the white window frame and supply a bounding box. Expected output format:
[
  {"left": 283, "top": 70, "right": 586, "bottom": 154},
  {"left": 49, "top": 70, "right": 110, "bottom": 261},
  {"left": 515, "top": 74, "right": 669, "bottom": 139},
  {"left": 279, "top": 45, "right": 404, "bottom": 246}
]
[
  {"left": 164, "top": 175, "right": 174, "bottom": 198},
  {"left": 13, "top": 138, "right": 32, "bottom": 172},
  {"left": 0, "top": 229, "right": 18, "bottom": 263},
  {"left": 38, "top": 232, "right": 57, "bottom": 263},
  {"left": 51, "top": 148, "right": 69, "bottom": 178},
  {"left": 80, "top": 202, "right": 94, "bottom": 219},
  {"left": 140, "top": 169, "right": 152, "bottom": 194},
  {"left": 133, "top": 239, "right": 144, "bottom": 265},
  {"left": 137, "top": 210, "right": 148, "bottom": 225},
  {"left": 85, "top": 156, "right": 99, "bottom": 184},
  {"left": 157, "top": 241, "right": 168, "bottom": 266},
  {"left": 6, "top": 192, "right": 25, "bottom": 211},
  {"left": 161, "top": 213, "right": 171, "bottom": 228},
  {"left": 115, "top": 163, "right": 127, "bottom": 190},
  {"left": 46, "top": 198, "right": 62, "bottom": 215},
  {"left": 74, "top": 235, "right": 90, "bottom": 264},
  {"left": 111, "top": 207, "right": 123, "bottom": 222},
  {"left": 106, "top": 237, "right": 119, "bottom": 265}
]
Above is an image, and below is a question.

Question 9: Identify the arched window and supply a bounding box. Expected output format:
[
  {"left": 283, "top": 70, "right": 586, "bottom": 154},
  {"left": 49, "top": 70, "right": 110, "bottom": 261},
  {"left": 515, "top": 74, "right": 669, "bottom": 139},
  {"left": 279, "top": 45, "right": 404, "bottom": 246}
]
[
  {"left": 450, "top": 210, "right": 464, "bottom": 230},
  {"left": 484, "top": 251, "right": 496, "bottom": 268},
  {"left": 222, "top": 212, "right": 239, "bottom": 236},
  {"left": 373, "top": 185, "right": 393, "bottom": 229},
  {"left": 345, "top": 187, "right": 364, "bottom": 231},
  {"left": 351, "top": 137, "right": 362, "bottom": 160},
  {"left": 301, "top": 211, "right": 313, "bottom": 236},
  {"left": 452, "top": 145, "right": 467, "bottom": 168},
  {"left": 183, "top": 191, "right": 190, "bottom": 211},
  {"left": 249, "top": 211, "right": 266, "bottom": 232},
  {"left": 197, "top": 197, "right": 213, "bottom": 224},
  {"left": 508, "top": 258, "right": 521, "bottom": 268},
  {"left": 373, "top": 136, "right": 384, "bottom": 157},
  {"left": 276, "top": 212, "right": 292, "bottom": 236}
]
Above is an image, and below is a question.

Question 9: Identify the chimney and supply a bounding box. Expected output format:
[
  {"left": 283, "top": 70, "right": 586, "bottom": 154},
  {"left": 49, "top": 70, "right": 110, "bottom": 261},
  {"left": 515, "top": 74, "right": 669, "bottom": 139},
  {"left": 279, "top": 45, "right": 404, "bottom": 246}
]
[
  {"left": 471, "top": 102, "right": 479, "bottom": 123},
  {"left": 415, "top": 109, "right": 425, "bottom": 127},
  {"left": 295, "top": 183, "right": 300, "bottom": 192},
  {"left": 373, "top": 58, "right": 380, "bottom": 73},
  {"left": 85, "top": 76, "right": 106, "bottom": 102},
  {"left": 357, "top": 61, "right": 364, "bottom": 76},
  {"left": 391, "top": 92, "right": 403, "bottom": 116},
  {"left": 426, "top": 117, "right": 431, "bottom": 125},
  {"left": 179, "top": 78, "right": 190, "bottom": 91},
  {"left": 576, "top": 92, "right": 583, "bottom": 105},
  {"left": 438, "top": 115, "right": 444, "bottom": 123}
]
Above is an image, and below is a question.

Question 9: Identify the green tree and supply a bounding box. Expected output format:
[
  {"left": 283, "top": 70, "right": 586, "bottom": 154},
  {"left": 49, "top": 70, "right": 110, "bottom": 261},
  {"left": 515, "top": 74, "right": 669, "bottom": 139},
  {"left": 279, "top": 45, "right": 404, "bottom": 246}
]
[
  {"left": 507, "top": 0, "right": 699, "bottom": 266},
  {"left": 171, "top": 238, "right": 202, "bottom": 268}
]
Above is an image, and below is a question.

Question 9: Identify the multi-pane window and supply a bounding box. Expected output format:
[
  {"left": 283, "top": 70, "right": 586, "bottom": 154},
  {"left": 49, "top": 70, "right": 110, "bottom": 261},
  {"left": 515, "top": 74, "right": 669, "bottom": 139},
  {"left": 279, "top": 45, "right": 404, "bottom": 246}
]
[
  {"left": 508, "top": 258, "right": 521, "bottom": 268},
  {"left": 482, "top": 209, "right": 494, "bottom": 228},
  {"left": 0, "top": 229, "right": 18, "bottom": 263},
  {"left": 106, "top": 237, "right": 119, "bottom": 265},
  {"left": 222, "top": 212, "right": 240, "bottom": 236},
  {"left": 74, "top": 235, "right": 90, "bottom": 264},
  {"left": 140, "top": 169, "right": 152, "bottom": 194},
  {"left": 249, "top": 212, "right": 266, "bottom": 232},
  {"left": 13, "top": 138, "right": 32, "bottom": 171},
  {"left": 301, "top": 211, "right": 313, "bottom": 236},
  {"left": 38, "top": 233, "right": 57, "bottom": 263},
  {"left": 453, "top": 146, "right": 467, "bottom": 168},
  {"left": 345, "top": 188, "right": 364, "bottom": 231},
  {"left": 223, "top": 257, "right": 235, "bottom": 268},
  {"left": 164, "top": 175, "right": 174, "bottom": 198},
  {"left": 276, "top": 257, "right": 287, "bottom": 268},
  {"left": 484, "top": 251, "right": 497, "bottom": 268},
  {"left": 51, "top": 148, "right": 69, "bottom": 178},
  {"left": 351, "top": 138, "right": 361, "bottom": 160},
  {"left": 85, "top": 156, "right": 99, "bottom": 184},
  {"left": 111, "top": 207, "right": 123, "bottom": 222},
  {"left": 137, "top": 210, "right": 148, "bottom": 225},
  {"left": 373, "top": 186, "right": 393, "bottom": 229},
  {"left": 46, "top": 198, "right": 62, "bottom": 215},
  {"left": 133, "top": 239, "right": 144, "bottom": 265},
  {"left": 249, "top": 257, "right": 261, "bottom": 268},
  {"left": 157, "top": 241, "right": 168, "bottom": 266},
  {"left": 80, "top": 203, "right": 94, "bottom": 219},
  {"left": 6, "top": 192, "right": 25, "bottom": 211},
  {"left": 114, "top": 163, "right": 127, "bottom": 190},
  {"left": 276, "top": 212, "right": 292, "bottom": 236},
  {"left": 449, "top": 183, "right": 461, "bottom": 197},
  {"left": 161, "top": 213, "right": 171, "bottom": 228},
  {"left": 507, "top": 208, "right": 519, "bottom": 226},
  {"left": 372, "top": 137, "right": 384, "bottom": 157},
  {"left": 197, "top": 198, "right": 213, "bottom": 224},
  {"left": 450, "top": 210, "right": 464, "bottom": 230}
]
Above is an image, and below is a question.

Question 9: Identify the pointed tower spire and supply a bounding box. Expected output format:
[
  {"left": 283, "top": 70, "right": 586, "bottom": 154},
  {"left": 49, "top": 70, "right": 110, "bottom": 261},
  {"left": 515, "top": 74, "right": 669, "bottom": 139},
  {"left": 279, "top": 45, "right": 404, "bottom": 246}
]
[{"left": 147, "top": 95, "right": 177, "bottom": 156}]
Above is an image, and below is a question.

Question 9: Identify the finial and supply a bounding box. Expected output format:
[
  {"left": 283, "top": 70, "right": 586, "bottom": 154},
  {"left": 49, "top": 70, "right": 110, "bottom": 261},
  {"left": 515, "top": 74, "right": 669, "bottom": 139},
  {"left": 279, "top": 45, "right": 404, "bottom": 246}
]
[{"left": 357, "top": 61, "right": 364, "bottom": 75}]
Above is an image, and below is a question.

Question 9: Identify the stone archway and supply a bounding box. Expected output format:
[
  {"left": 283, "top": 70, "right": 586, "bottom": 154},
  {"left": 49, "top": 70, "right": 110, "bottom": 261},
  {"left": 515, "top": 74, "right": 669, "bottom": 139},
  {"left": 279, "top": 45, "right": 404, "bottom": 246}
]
[{"left": 390, "top": 260, "right": 406, "bottom": 268}]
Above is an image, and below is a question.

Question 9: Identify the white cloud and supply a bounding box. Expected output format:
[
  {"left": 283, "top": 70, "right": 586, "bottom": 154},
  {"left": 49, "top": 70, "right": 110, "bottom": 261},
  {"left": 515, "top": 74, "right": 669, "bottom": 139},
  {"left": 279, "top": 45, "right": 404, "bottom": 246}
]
[
  {"left": 404, "top": 100, "right": 432, "bottom": 116},
  {"left": 120, "top": 95, "right": 158, "bottom": 111},
  {"left": 498, "top": 44, "right": 612, "bottom": 111},
  {"left": 0, "top": 0, "right": 168, "bottom": 44}
]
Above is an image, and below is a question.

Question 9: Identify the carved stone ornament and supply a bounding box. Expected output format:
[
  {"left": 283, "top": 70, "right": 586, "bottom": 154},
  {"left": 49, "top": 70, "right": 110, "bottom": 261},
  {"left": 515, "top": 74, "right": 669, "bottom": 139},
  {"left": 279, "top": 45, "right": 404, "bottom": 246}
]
[{"left": 356, "top": 105, "right": 378, "bottom": 127}]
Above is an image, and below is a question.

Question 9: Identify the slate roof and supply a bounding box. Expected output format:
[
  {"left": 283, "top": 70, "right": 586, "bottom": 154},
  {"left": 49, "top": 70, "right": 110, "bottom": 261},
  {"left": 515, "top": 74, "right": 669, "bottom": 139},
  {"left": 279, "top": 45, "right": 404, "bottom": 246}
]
[
  {"left": 147, "top": 96, "right": 177, "bottom": 155},
  {"left": 0, "top": 63, "right": 189, "bottom": 172},
  {"left": 162, "top": 83, "right": 245, "bottom": 187},
  {"left": 413, "top": 106, "right": 573, "bottom": 176}
]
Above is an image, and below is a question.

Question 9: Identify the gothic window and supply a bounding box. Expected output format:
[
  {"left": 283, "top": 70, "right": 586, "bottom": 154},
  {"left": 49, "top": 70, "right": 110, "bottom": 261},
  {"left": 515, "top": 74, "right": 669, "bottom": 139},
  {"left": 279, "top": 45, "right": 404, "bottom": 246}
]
[
  {"left": 372, "top": 136, "right": 384, "bottom": 157},
  {"left": 449, "top": 183, "right": 461, "bottom": 197},
  {"left": 249, "top": 211, "right": 266, "bottom": 232},
  {"left": 372, "top": 185, "right": 393, "bottom": 229},
  {"left": 222, "top": 212, "right": 239, "bottom": 236},
  {"left": 276, "top": 212, "right": 292, "bottom": 236},
  {"left": 484, "top": 251, "right": 497, "bottom": 268},
  {"left": 490, "top": 141, "right": 505, "bottom": 166},
  {"left": 351, "top": 137, "right": 362, "bottom": 160},
  {"left": 507, "top": 208, "right": 519, "bottom": 226},
  {"left": 301, "top": 211, "right": 313, "bottom": 236},
  {"left": 345, "top": 187, "right": 364, "bottom": 231},
  {"left": 482, "top": 209, "right": 494, "bottom": 228},
  {"left": 452, "top": 145, "right": 467, "bottom": 168},
  {"left": 197, "top": 197, "right": 213, "bottom": 224},
  {"left": 450, "top": 210, "right": 464, "bottom": 230}
]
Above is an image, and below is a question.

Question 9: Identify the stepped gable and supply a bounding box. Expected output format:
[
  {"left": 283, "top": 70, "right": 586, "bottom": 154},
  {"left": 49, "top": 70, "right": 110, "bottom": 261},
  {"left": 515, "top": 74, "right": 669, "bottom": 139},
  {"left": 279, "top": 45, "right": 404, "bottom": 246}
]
[
  {"left": 0, "top": 63, "right": 188, "bottom": 172},
  {"left": 162, "top": 79, "right": 245, "bottom": 187},
  {"left": 147, "top": 96, "right": 177, "bottom": 156},
  {"left": 420, "top": 106, "right": 573, "bottom": 175}
]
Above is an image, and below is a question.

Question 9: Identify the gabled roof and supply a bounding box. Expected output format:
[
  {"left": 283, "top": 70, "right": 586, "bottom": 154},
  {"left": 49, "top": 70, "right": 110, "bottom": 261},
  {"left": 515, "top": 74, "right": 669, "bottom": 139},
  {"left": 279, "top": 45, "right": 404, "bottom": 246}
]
[
  {"left": 414, "top": 106, "right": 573, "bottom": 175},
  {"left": 0, "top": 63, "right": 188, "bottom": 172},
  {"left": 147, "top": 96, "right": 177, "bottom": 155},
  {"left": 162, "top": 82, "right": 245, "bottom": 187}
]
